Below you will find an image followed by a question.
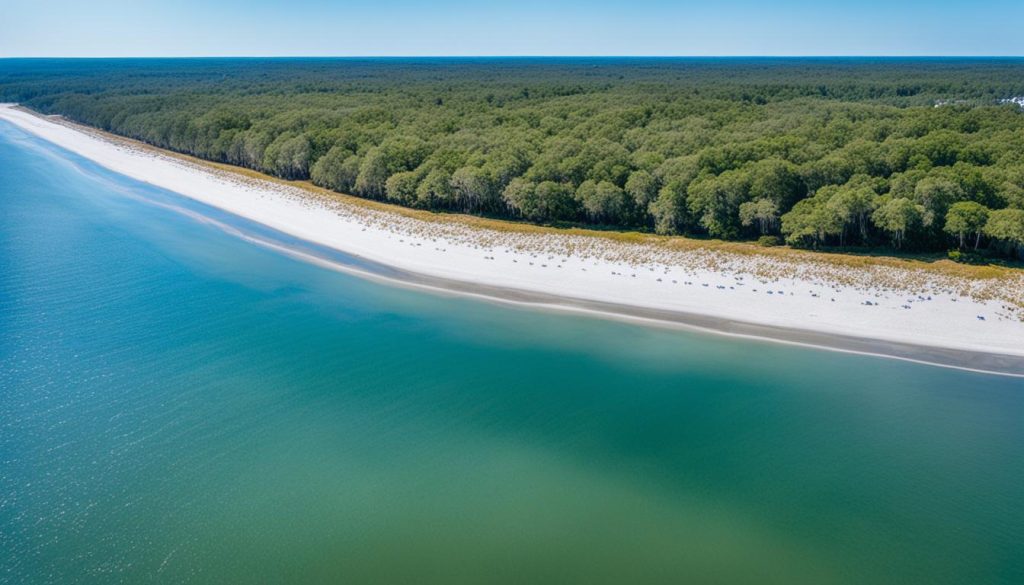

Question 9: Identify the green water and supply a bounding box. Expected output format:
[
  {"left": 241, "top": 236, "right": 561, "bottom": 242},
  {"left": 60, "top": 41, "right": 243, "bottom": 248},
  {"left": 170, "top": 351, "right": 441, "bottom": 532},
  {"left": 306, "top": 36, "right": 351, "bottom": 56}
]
[{"left": 1, "top": 122, "right": 1021, "bottom": 584}]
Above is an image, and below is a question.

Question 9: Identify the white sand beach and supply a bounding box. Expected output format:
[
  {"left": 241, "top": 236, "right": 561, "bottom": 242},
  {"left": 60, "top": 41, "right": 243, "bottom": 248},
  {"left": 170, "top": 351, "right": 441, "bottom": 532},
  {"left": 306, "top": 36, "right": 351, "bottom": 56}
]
[{"left": 2, "top": 104, "right": 1022, "bottom": 367}]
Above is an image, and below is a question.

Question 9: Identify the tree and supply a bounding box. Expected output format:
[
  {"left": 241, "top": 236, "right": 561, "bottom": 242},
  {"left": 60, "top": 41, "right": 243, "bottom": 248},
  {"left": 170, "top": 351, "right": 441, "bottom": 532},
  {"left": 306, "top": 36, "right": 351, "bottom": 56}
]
[
  {"left": 649, "top": 181, "right": 690, "bottom": 235},
  {"left": 354, "top": 148, "right": 389, "bottom": 198},
  {"left": 236, "top": 130, "right": 273, "bottom": 171},
  {"left": 747, "top": 158, "right": 803, "bottom": 208},
  {"left": 535, "top": 181, "right": 579, "bottom": 221},
  {"left": 944, "top": 201, "right": 989, "bottom": 249},
  {"left": 738, "top": 198, "right": 779, "bottom": 235},
  {"left": 914, "top": 176, "right": 963, "bottom": 227},
  {"left": 310, "top": 146, "right": 360, "bottom": 192},
  {"left": 451, "top": 166, "right": 494, "bottom": 212},
  {"left": 625, "top": 170, "right": 659, "bottom": 210},
  {"left": 872, "top": 198, "right": 923, "bottom": 249},
  {"left": 823, "top": 183, "right": 877, "bottom": 245},
  {"left": 385, "top": 171, "right": 421, "bottom": 206},
  {"left": 888, "top": 169, "right": 926, "bottom": 200},
  {"left": 780, "top": 196, "right": 843, "bottom": 248},
  {"left": 576, "top": 180, "right": 627, "bottom": 223},
  {"left": 983, "top": 208, "right": 1024, "bottom": 258},
  {"left": 687, "top": 169, "right": 752, "bottom": 239},
  {"left": 588, "top": 148, "right": 631, "bottom": 185},
  {"left": 801, "top": 154, "right": 854, "bottom": 192},
  {"left": 415, "top": 169, "right": 454, "bottom": 208},
  {"left": 503, "top": 178, "right": 540, "bottom": 220},
  {"left": 913, "top": 130, "right": 964, "bottom": 167},
  {"left": 383, "top": 136, "right": 431, "bottom": 171},
  {"left": 263, "top": 133, "right": 312, "bottom": 179}
]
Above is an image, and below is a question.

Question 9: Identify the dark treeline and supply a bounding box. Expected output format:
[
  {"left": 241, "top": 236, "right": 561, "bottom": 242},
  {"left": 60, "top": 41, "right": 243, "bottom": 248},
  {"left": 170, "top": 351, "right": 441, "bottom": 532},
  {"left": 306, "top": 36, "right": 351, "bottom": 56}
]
[{"left": 3, "top": 57, "right": 1024, "bottom": 257}]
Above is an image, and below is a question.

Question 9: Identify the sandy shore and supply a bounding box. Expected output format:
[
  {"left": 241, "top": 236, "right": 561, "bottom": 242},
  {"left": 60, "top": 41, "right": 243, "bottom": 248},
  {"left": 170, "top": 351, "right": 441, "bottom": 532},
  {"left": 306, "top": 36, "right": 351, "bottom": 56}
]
[{"left": 2, "top": 104, "right": 1022, "bottom": 373}]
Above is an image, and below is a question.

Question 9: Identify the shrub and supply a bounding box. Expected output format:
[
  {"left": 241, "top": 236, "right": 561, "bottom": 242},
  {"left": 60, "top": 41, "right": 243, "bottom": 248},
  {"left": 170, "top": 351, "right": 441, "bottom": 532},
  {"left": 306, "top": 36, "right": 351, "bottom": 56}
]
[{"left": 947, "top": 249, "right": 984, "bottom": 264}]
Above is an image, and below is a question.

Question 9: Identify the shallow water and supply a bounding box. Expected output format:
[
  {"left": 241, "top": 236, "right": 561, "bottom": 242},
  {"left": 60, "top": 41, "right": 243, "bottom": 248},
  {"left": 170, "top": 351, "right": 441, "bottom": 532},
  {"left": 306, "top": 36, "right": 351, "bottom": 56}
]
[{"left": 1, "top": 121, "right": 1022, "bottom": 584}]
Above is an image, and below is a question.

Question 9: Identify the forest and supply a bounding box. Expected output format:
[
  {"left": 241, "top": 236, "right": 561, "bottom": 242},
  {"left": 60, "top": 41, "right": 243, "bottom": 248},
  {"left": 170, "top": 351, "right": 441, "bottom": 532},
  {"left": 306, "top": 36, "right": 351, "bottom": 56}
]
[{"left": 2, "top": 57, "right": 1024, "bottom": 258}]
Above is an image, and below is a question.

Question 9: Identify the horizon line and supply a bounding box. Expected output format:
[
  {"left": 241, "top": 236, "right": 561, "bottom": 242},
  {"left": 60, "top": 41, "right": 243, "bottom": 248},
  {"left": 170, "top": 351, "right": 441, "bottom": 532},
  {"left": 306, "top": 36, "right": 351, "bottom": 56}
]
[{"left": 3, "top": 55, "right": 1024, "bottom": 60}]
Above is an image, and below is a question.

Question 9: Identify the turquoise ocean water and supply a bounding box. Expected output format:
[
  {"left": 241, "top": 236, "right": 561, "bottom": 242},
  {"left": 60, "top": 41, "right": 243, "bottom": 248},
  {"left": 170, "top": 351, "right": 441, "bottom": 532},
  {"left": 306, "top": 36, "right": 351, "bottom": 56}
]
[{"left": 1, "top": 121, "right": 1021, "bottom": 584}]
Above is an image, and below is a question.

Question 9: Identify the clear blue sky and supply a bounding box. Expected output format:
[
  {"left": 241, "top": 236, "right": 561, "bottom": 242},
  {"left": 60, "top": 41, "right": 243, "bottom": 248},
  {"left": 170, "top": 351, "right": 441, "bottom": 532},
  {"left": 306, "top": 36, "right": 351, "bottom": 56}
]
[{"left": 2, "top": 0, "right": 1020, "bottom": 57}]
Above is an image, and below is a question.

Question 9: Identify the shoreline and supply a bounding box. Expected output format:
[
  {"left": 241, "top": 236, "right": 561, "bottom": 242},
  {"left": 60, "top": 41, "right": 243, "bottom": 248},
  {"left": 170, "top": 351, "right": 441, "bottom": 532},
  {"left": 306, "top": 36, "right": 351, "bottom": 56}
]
[
  {"left": 2, "top": 103, "right": 1023, "bottom": 375},
  {"left": 129, "top": 190, "right": 1024, "bottom": 376},
  {"left": 224, "top": 225, "right": 1024, "bottom": 377}
]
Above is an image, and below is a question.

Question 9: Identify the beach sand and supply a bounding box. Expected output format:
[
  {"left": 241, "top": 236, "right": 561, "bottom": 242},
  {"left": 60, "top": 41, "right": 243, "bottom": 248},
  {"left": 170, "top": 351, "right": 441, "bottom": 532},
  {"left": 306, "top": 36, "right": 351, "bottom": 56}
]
[{"left": 2, "top": 104, "right": 1022, "bottom": 374}]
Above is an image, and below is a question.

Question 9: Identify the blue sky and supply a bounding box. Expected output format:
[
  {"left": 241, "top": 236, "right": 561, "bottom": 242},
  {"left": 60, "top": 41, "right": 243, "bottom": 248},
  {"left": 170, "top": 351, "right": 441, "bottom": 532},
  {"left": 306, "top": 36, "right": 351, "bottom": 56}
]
[{"left": 2, "top": 0, "right": 1021, "bottom": 57}]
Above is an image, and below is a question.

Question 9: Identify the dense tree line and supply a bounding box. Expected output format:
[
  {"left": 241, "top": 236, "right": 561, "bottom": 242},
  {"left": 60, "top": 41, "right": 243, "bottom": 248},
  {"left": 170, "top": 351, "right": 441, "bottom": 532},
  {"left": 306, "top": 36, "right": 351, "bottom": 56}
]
[{"left": 2, "top": 57, "right": 1024, "bottom": 258}]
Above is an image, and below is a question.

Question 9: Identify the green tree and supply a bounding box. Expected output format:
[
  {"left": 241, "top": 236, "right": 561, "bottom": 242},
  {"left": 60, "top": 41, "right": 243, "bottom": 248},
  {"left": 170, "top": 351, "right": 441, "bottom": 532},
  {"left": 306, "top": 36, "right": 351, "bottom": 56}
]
[
  {"left": 983, "top": 208, "right": 1024, "bottom": 258},
  {"left": 687, "top": 169, "right": 752, "bottom": 239},
  {"left": 944, "top": 201, "right": 989, "bottom": 249},
  {"left": 503, "top": 178, "right": 540, "bottom": 220},
  {"left": 780, "top": 196, "right": 842, "bottom": 248},
  {"left": 824, "top": 183, "right": 877, "bottom": 245},
  {"left": 872, "top": 198, "right": 923, "bottom": 249},
  {"left": 416, "top": 169, "right": 454, "bottom": 208},
  {"left": 912, "top": 130, "right": 964, "bottom": 167},
  {"left": 237, "top": 130, "right": 273, "bottom": 171},
  {"left": 354, "top": 148, "right": 389, "bottom": 198},
  {"left": 385, "top": 171, "right": 421, "bottom": 206},
  {"left": 748, "top": 158, "right": 803, "bottom": 208},
  {"left": 649, "top": 181, "right": 690, "bottom": 235},
  {"left": 262, "top": 133, "right": 311, "bottom": 180},
  {"left": 625, "top": 170, "right": 659, "bottom": 210},
  {"left": 738, "top": 198, "right": 779, "bottom": 235},
  {"left": 576, "top": 180, "right": 628, "bottom": 223},
  {"left": 451, "top": 166, "right": 494, "bottom": 212},
  {"left": 914, "top": 176, "right": 963, "bottom": 227},
  {"left": 310, "top": 146, "right": 360, "bottom": 193},
  {"left": 535, "top": 181, "right": 579, "bottom": 222}
]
